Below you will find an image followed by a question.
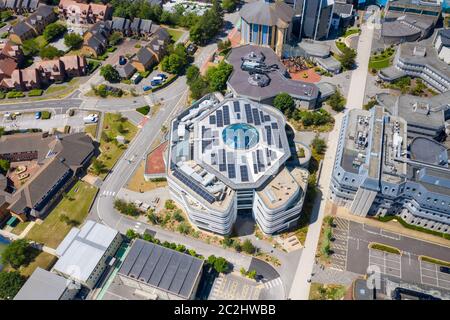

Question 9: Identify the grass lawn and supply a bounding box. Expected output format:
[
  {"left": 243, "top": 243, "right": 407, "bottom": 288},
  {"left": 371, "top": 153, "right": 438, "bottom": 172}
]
[
  {"left": 335, "top": 40, "right": 348, "bottom": 53},
  {"left": 125, "top": 161, "right": 168, "bottom": 192},
  {"left": 34, "top": 35, "right": 48, "bottom": 48},
  {"left": 26, "top": 180, "right": 98, "bottom": 249},
  {"left": 84, "top": 124, "right": 98, "bottom": 139},
  {"left": 309, "top": 283, "right": 347, "bottom": 300},
  {"left": 10, "top": 221, "right": 31, "bottom": 236},
  {"left": 369, "top": 243, "right": 401, "bottom": 255},
  {"left": 368, "top": 57, "right": 391, "bottom": 70},
  {"left": 3, "top": 248, "right": 57, "bottom": 278},
  {"left": 420, "top": 256, "right": 450, "bottom": 268},
  {"left": 45, "top": 85, "right": 68, "bottom": 95},
  {"left": 343, "top": 27, "right": 360, "bottom": 38},
  {"left": 166, "top": 28, "right": 184, "bottom": 42},
  {"left": 96, "top": 113, "right": 138, "bottom": 178}
]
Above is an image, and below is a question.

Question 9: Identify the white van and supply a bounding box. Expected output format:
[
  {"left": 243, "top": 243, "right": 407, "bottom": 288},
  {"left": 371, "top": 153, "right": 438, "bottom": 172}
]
[{"left": 83, "top": 114, "right": 98, "bottom": 124}]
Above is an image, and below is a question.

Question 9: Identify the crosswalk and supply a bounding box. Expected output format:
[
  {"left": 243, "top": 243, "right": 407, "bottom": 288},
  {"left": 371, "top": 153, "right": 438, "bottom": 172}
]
[
  {"left": 102, "top": 190, "right": 116, "bottom": 197},
  {"left": 133, "top": 222, "right": 142, "bottom": 232},
  {"left": 263, "top": 277, "right": 282, "bottom": 289}
]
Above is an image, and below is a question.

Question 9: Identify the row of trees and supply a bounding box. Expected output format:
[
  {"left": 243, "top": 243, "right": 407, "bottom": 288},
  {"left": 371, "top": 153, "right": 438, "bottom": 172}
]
[
  {"left": 189, "top": 1, "right": 224, "bottom": 45},
  {"left": 161, "top": 44, "right": 190, "bottom": 75},
  {"left": 186, "top": 62, "right": 233, "bottom": 99}
]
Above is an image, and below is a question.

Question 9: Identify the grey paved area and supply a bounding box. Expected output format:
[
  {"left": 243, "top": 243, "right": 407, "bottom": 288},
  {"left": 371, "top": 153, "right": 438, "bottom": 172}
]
[
  {"left": 209, "top": 273, "right": 261, "bottom": 300},
  {"left": 311, "top": 264, "right": 359, "bottom": 286},
  {"left": 332, "top": 217, "right": 450, "bottom": 293},
  {"left": 121, "top": 110, "right": 145, "bottom": 126},
  {"left": 102, "top": 275, "right": 145, "bottom": 300}
]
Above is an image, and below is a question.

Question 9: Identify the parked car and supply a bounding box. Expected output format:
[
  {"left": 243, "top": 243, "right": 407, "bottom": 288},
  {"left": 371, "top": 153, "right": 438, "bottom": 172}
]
[
  {"left": 83, "top": 114, "right": 98, "bottom": 124},
  {"left": 151, "top": 79, "right": 161, "bottom": 86},
  {"left": 157, "top": 73, "right": 168, "bottom": 80},
  {"left": 131, "top": 73, "right": 142, "bottom": 84},
  {"left": 35, "top": 111, "right": 41, "bottom": 119},
  {"left": 143, "top": 85, "right": 152, "bottom": 91},
  {"left": 187, "top": 43, "right": 197, "bottom": 55},
  {"left": 119, "top": 56, "right": 127, "bottom": 65}
]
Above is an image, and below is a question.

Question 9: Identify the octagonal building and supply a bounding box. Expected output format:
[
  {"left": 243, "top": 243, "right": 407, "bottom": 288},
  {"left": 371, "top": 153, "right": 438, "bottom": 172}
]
[{"left": 167, "top": 95, "right": 309, "bottom": 235}]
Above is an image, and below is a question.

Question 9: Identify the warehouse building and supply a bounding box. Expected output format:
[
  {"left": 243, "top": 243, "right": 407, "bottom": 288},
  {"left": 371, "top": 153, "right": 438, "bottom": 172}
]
[{"left": 118, "top": 239, "right": 203, "bottom": 300}]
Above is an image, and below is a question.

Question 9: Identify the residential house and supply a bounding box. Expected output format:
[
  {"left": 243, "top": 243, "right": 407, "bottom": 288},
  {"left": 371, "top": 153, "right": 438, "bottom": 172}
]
[
  {"left": 4, "top": 68, "right": 42, "bottom": 90},
  {"left": 35, "top": 59, "right": 65, "bottom": 84},
  {"left": 131, "top": 46, "right": 155, "bottom": 72},
  {"left": 111, "top": 16, "right": 131, "bottom": 36},
  {"left": 131, "top": 27, "right": 170, "bottom": 72},
  {"left": 60, "top": 55, "right": 87, "bottom": 77},
  {"left": 9, "top": 4, "right": 57, "bottom": 44},
  {"left": 0, "top": 0, "right": 40, "bottom": 13},
  {"left": 0, "top": 132, "right": 95, "bottom": 221},
  {"left": 116, "top": 61, "right": 136, "bottom": 79},
  {"left": 58, "top": 0, "right": 112, "bottom": 25},
  {"left": 129, "top": 18, "right": 153, "bottom": 39},
  {"left": 0, "top": 41, "right": 23, "bottom": 82},
  {"left": 81, "top": 20, "right": 111, "bottom": 57}
]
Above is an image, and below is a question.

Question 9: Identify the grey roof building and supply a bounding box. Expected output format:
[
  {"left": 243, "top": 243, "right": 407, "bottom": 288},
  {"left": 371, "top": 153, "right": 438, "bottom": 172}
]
[
  {"left": 118, "top": 239, "right": 204, "bottom": 300},
  {"left": 116, "top": 61, "right": 136, "bottom": 79},
  {"left": 111, "top": 17, "right": 131, "bottom": 36},
  {"left": 376, "top": 90, "right": 450, "bottom": 140},
  {"left": 14, "top": 268, "right": 78, "bottom": 300},
  {"left": 226, "top": 44, "right": 335, "bottom": 109},
  {"left": 297, "top": 40, "right": 341, "bottom": 73},
  {"left": 330, "top": 106, "right": 450, "bottom": 235}
]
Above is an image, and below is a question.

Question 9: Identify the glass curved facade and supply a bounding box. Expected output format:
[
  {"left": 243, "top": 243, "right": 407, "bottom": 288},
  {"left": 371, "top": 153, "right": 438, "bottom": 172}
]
[{"left": 222, "top": 123, "right": 259, "bottom": 150}]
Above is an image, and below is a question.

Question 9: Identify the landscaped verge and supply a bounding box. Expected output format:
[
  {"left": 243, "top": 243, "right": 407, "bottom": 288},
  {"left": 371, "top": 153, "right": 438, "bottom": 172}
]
[
  {"left": 369, "top": 242, "right": 401, "bottom": 255},
  {"left": 419, "top": 256, "right": 450, "bottom": 268},
  {"left": 376, "top": 215, "right": 450, "bottom": 240}
]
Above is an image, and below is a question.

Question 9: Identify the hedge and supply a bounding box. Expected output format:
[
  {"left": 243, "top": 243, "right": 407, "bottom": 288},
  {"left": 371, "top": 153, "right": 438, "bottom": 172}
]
[
  {"left": 28, "top": 89, "right": 43, "bottom": 97},
  {"left": 377, "top": 215, "right": 450, "bottom": 240},
  {"left": 370, "top": 243, "right": 401, "bottom": 255},
  {"left": 6, "top": 91, "right": 25, "bottom": 99},
  {"left": 136, "top": 105, "right": 150, "bottom": 115},
  {"left": 41, "top": 111, "right": 51, "bottom": 120}
]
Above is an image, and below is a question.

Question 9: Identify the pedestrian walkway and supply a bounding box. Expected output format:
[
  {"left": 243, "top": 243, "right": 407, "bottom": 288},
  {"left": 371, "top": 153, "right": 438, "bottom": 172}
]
[{"left": 311, "top": 264, "right": 360, "bottom": 286}]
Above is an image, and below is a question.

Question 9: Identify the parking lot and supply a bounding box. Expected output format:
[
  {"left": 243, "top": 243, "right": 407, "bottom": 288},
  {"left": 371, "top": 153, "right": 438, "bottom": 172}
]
[
  {"left": 331, "top": 217, "right": 450, "bottom": 293},
  {"left": 0, "top": 109, "right": 93, "bottom": 133},
  {"left": 208, "top": 273, "right": 261, "bottom": 300}
]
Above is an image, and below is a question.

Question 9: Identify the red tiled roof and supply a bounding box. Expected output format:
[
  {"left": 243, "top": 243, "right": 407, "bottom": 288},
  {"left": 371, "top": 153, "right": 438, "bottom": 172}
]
[{"left": 145, "top": 141, "right": 167, "bottom": 175}]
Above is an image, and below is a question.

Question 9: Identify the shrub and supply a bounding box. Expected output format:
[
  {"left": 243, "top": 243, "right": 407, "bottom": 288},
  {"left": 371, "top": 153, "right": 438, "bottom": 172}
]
[
  {"left": 242, "top": 239, "right": 256, "bottom": 254},
  {"left": 6, "top": 91, "right": 25, "bottom": 99},
  {"left": 173, "top": 210, "right": 184, "bottom": 222},
  {"left": 114, "top": 199, "right": 141, "bottom": 216},
  {"left": 28, "top": 89, "right": 43, "bottom": 97},
  {"left": 164, "top": 199, "right": 176, "bottom": 210},
  {"left": 41, "top": 111, "right": 51, "bottom": 119},
  {"left": 0, "top": 271, "right": 26, "bottom": 300},
  {"left": 311, "top": 135, "right": 327, "bottom": 155},
  {"left": 177, "top": 222, "right": 191, "bottom": 234},
  {"left": 136, "top": 106, "right": 150, "bottom": 115}
]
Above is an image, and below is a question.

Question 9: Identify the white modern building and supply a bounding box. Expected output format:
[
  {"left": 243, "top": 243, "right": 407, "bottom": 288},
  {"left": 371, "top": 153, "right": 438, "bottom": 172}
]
[
  {"left": 434, "top": 29, "right": 450, "bottom": 64},
  {"left": 167, "top": 95, "right": 309, "bottom": 235},
  {"left": 52, "top": 220, "right": 122, "bottom": 289}
]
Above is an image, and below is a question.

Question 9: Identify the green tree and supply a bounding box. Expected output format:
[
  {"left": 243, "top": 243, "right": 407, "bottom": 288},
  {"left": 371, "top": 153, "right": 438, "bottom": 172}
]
[
  {"left": 213, "top": 257, "right": 229, "bottom": 273},
  {"left": 274, "top": 92, "right": 295, "bottom": 117},
  {"left": 242, "top": 239, "right": 256, "bottom": 254},
  {"left": 43, "top": 22, "right": 67, "bottom": 41},
  {"left": 247, "top": 269, "right": 257, "bottom": 279},
  {"left": 91, "top": 159, "right": 105, "bottom": 175},
  {"left": 100, "top": 64, "right": 121, "bottom": 83},
  {"left": 221, "top": 0, "right": 237, "bottom": 12},
  {"left": 186, "top": 65, "right": 200, "bottom": 85},
  {"left": 164, "top": 199, "right": 176, "bottom": 210},
  {"left": 109, "top": 31, "right": 123, "bottom": 46},
  {"left": 173, "top": 210, "right": 184, "bottom": 222},
  {"left": 206, "top": 62, "right": 233, "bottom": 92},
  {"left": 327, "top": 90, "right": 346, "bottom": 112},
  {"left": 311, "top": 135, "right": 327, "bottom": 155},
  {"left": 338, "top": 47, "right": 356, "bottom": 70},
  {"left": 39, "top": 45, "right": 64, "bottom": 60},
  {"left": 0, "top": 159, "right": 10, "bottom": 174},
  {"left": 1, "top": 239, "right": 31, "bottom": 269},
  {"left": 189, "top": 76, "right": 209, "bottom": 100},
  {"left": 1, "top": 10, "right": 13, "bottom": 22},
  {"left": 240, "top": 267, "right": 247, "bottom": 276},
  {"left": 161, "top": 54, "right": 183, "bottom": 74},
  {"left": 126, "top": 229, "right": 139, "bottom": 239},
  {"left": 217, "top": 39, "right": 231, "bottom": 52},
  {"left": 177, "top": 222, "right": 191, "bottom": 235},
  {"left": 64, "top": 33, "right": 83, "bottom": 49},
  {"left": 22, "top": 39, "right": 39, "bottom": 56},
  {"left": 0, "top": 271, "right": 26, "bottom": 300}
]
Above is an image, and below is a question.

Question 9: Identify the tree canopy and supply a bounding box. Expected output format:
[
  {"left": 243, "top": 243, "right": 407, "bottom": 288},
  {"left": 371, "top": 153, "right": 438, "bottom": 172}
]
[
  {"left": 64, "top": 33, "right": 83, "bottom": 49},
  {"left": 43, "top": 22, "right": 67, "bottom": 42},
  {"left": 206, "top": 62, "right": 233, "bottom": 92},
  {"left": 189, "top": 3, "right": 223, "bottom": 45},
  {"left": 327, "top": 90, "right": 346, "bottom": 112},
  {"left": 39, "top": 45, "right": 64, "bottom": 60},
  {"left": 338, "top": 46, "right": 356, "bottom": 70},
  {"left": 274, "top": 92, "right": 295, "bottom": 116},
  {"left": 0, "top": 271, "right": 26, "bottom": 300},
  {"left": 100, "top": 64, "right": 121, "bottom": 83},
  {"left": 1, "top": 239, "right": 31, "bottom": 269},
  {"left": 161, "top": 44, "right": 189, "bottom": 75},
  {"left": 0, "top": 159, "right": 10, "bottom": 175}
]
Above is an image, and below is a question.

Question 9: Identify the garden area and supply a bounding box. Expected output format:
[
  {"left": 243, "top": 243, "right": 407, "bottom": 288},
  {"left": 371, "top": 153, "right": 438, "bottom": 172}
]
[
  {"left": 309, "top": 283, "right": 347, "bottom": 300},
  {"left": 91, "top": 113, "right": 138, "bottom": 178},
  {"left": 26, "top": 180, "right": 98, "bottom": 248},
  {"left": 315, "top": 216, "right": 335, "bottom": 265},
  {"left": 369, "top": 46, "right": 396, "bottom": 71},
  {"left": 369, "top": 243, "right": 401, "bottom": 255},
  {"left": 383, "top": 77, "right": 438, "bottom": 97}
]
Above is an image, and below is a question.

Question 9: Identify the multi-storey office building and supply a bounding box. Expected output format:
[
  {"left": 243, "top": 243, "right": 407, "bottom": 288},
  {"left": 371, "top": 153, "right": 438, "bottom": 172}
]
[
  {"left": 379, "top": 40, "right": 450, "bottom": 93},
  {"left": 167, "top": 95, "right": 309, "bottom": 235},
  {"left": 330, "top": 106, "right": 450, "bottom": 234}
]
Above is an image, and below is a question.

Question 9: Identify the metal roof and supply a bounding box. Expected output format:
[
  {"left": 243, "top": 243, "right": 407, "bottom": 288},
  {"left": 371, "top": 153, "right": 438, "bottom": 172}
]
[
  {"left": 240, "top": 0, "right": 294, "bottom": 29},
  {"left": 53, "top": 220, "right": 119, "bottom": 283},
  {"left": 118, "top": 239, "right": 203, "bottom": 299},
  {"left": 14, "top": 268, "right": 70, "bottom": 300}
]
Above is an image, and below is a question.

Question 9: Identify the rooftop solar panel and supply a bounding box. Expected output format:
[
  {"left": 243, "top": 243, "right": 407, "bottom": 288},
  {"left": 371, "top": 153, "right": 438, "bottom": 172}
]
[
  {"left": 119, "top": 239, "right": 145, "bottom": 276},
  {"left": 179, "top": 258, "right": 203, "bottom": 298},
  {"left": 252, "top": 108, "right": 261, "bottom": 125},
  {"left": 240, "top": 165, "right": 249, "bottom": 182},
  {"left": 149, "top": 249, "right": 173, "bottom": 287},
  {"left": 265, "top": 126, "right": 273, "bottom": 145},
  {"left": 130, "top": 242, "right": 153, "bottom": 280},
  {"left": 158, "top": 252, "right": 182, "bottom": 290},
  {"left": 138, "top": 244, "right": 163, "bottom": 283},
  {"left": 260, "top": 111, "right": 265, "bottom": 122},
  {"left": 173, "top": 169, "right": 216, "bottom": 203},
  {"left": 216, "top": 110, "right": 223, "bottom": 127},
  {"left": 244, "top": 104, "right": 253, "bottom": 123},
  {"left": 271, "top": 122, "right": 278, "bottom": 129},
  {"left": 223, "top": 105, "right": 230, "bottom": 126},
  {"left": 228, "top": 164, "right": 236, "bottom": 179},
  {"left": 264, "top": 115, "right": 271, "bottom": 122},
  {"left": 168, "top": 255, "right": 193, "bottom": 294}
]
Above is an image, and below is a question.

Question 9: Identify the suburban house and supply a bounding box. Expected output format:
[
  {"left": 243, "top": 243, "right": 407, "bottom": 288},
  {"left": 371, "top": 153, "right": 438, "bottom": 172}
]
[
  {"left": 111, "top": 16, "right": 131, "bottom": 36},
  {"left": 0, "top": 132, "right": 95, "bottom": 221},
  {"left": 129, "top": 18, "right": 153, "bottom": 38},
  {"left": 116, "top": 62, "right": 136, "bottom": 79},
  {"left": 0, "top": 0, "right": 40, "bottom": 13},
  {"left": 0, "top": 55, "right": 87, "bottom": 90},
  {"left": 81, "top": 20, "right": 111, "bottom": 57},
  {"left": 0, "top": 41, "right": 23, "bottom": 82},
  {"left": 131, "top": 46, "right": 155, "bottom": 72},
  {"left": 58, "top": 0, "right": 112, "bottom": 25},
  {"left": 9, "top": 4, "right": 57, "bottom": 44},
  {"left": 131, "top": 27, "right": 170, "bottom": 72}
]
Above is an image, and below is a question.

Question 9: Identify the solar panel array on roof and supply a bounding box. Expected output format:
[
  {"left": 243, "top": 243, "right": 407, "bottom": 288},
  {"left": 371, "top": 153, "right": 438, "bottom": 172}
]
[
  {"left": 245, "top": 104, "right": 253, "bottom": 123},
  {"left": 271, "top": 122, "right": 278, "bottom": 129},
  {"left": 233, "top": 100, "right": 240, "bottom": 112},
  {"left": 265, "top": 126, "right": 273, "bottom": 145},
  {"left": 257, "top": 149, "right": 265, "bottom": 171},
  {"left": 252, "top": 108, "right": 261, "bottom": 125},
  {"left": 223, "top": 105, "right": 230, "bottom": 126},
  {"left": 216, "top": 110, "right": 223, "bottom": 127},
  {"left": 173, "top": 169, "right": 215, "bottom": 203},
  {"left": 228, "top": 164, "right": 236, "bottom": 179},
  {"left": 264, "top": 115, "right": 270, "bottom": 122},
  {"left": 240, "top": 165, "right": 249, "bottom": 182},
  {"left": 119, "top": 239, "right": 204, "bottom": 299},
  {"left": 260, "top": 111, "right": 265, "bottom": 122}
]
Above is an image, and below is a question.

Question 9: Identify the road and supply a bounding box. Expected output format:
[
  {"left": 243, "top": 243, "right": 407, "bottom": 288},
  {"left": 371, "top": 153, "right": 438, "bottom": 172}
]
[{"left": 288, "top": 9, "right": 379, "bottom": 300}]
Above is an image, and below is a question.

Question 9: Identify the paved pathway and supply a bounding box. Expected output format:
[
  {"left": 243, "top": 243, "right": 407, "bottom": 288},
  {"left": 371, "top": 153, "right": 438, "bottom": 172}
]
[{"left": 311, "top": 264, "right": 360, "bottom": 286}]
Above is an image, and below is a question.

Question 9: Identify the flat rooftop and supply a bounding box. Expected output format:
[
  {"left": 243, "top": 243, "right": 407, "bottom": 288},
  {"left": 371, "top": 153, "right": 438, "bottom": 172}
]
[
  {"left": 145, "top": 141, "right": 167, "bottom": 176},
  {"left": 14, "top": 268, "right": 70, "bottom": 300},
  {"left": 226, "top": 45, "right": 319, "bottom": 102},
  {"left": 118, "top": 239, "right": 203, "bottom": 299}
]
